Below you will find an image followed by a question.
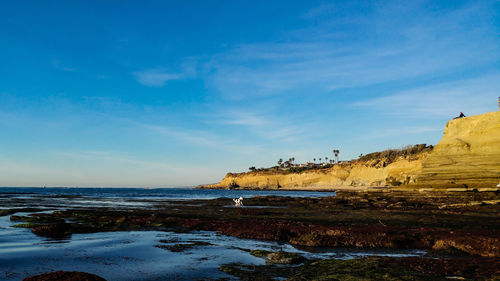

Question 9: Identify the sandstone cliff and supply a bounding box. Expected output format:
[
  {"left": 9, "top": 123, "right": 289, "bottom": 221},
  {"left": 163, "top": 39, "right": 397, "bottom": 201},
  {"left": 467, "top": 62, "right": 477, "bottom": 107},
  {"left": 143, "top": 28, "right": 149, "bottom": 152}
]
[
  {"left": 202, "top": 150, "right": 429, "bottom": 190},
  {"left": 417, "top": 111, "right": 500, "bottom": 189},
  {"left": 202, "top": 111, "right": 500, "bottom": 190}
]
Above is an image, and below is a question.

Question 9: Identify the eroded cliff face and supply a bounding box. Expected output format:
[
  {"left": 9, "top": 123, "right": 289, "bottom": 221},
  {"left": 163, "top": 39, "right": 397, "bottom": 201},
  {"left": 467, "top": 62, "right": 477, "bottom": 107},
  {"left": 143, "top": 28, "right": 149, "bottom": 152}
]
[
  {"left": 417, "top": 111, "right": 500, "bottom": 189},
  {"left": 203, "top": 152, "right": 430, "bottom": 190},
  {"left": 202, "top": 111, "right": 500, "bottom": 190}
]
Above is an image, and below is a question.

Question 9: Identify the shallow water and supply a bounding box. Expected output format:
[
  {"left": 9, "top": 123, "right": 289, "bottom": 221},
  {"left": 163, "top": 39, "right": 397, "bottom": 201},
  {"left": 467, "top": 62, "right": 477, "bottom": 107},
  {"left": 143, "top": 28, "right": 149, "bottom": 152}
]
[
  {"left": 0, "top": 188, "right": 427, "bottom": 280},
  {"left": 0, "top": 214, "right": 426, "bottom": 281}
]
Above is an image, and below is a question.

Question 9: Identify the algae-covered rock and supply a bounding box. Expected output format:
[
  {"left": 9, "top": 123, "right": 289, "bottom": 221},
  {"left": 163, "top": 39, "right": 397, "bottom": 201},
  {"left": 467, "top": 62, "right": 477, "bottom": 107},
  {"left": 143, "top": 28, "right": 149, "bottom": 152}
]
[
  {"left": 249, "top": 249, "right": 271, "bottom": 258},
  {"left": 250, "top": 249, "right": 306, "bottom": 264},
  {"left": 12, "top": 223, "right": 39, "bottom": 228},
  {"left": 267, "top": 250, "right": 306, "bottom": 264},
  {"left": 220, "top": 256, "right": 500, "bottom": 281},
  {"left": 287, "top": 258, "right": 440, "bottom": 281},
  {"left": 31, "top": 222, "right": 71, "bottom": 238},
  {"left": 23, "top": 271, "right": 106, "bottom": 281},
  {"left": 0, "top": 209, "right": 17, "bottom": 216},
  {"left": 155, "top": 241, "right": 212, "bottom": 252}
]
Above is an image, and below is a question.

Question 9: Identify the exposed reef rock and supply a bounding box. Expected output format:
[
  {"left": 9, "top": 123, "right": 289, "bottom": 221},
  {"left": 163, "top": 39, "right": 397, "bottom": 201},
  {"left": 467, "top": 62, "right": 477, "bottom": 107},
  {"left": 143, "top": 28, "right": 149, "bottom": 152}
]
[
  {"left": 31, "top": 222, "right": 71, "bottom": 238},
  {"left": 11, "top": 191, "right": 500, "bottom": 257},
  {"left": 250, "top": 250, "right": 307, "bottom": 264},
  {"left": 201, "top": 111, "right": 500, "bottom": 190},
  {"left": 220, "top": 256, "right": 500, "bottom": 281},
  {"left": 23, "top": 271, "right": 106, "bottom": 281}
]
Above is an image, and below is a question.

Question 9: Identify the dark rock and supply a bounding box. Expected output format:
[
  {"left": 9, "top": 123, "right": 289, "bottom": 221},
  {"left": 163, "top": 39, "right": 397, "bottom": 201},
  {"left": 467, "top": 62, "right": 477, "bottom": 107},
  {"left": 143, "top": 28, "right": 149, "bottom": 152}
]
[
  {"left": 250, "top": 249, "right": 306, "bottom": 264},
  {"left": 266, "top": 250, "right": 306, "bottom": 264},
  {"left": 31, "top": 222, "right": 70, "bottom": 238},
  {"left": 249, "top": 249, "right": 271, "bottom": 258},
  {"left": 155, "top": 241, "right": 212, "bottom": 252},
  {"left": 23, "top": 271, "right": 106, "bottom": 281}
]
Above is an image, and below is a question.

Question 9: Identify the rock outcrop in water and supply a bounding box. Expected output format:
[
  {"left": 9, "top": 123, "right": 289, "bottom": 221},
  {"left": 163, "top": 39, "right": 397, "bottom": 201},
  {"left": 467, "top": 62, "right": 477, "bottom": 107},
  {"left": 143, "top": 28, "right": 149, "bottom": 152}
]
[
  {"left": 201, "top": 111, "right": 500, "bottom": 190},
  {"left": 23, "top": 271, "right": 106, "bottom": 281}
]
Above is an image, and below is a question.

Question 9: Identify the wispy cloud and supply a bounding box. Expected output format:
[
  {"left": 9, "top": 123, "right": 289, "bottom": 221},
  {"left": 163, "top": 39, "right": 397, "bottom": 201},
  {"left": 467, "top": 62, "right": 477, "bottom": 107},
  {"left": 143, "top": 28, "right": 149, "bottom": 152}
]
[
  {"left": 208, "top": 108, "right": 317, "bottom": 143},
  {"left": 369, "top": 126, "right": 442, "bottom": 139},
  {"left": 206, "top": 2, "right": 499, "bottom": 100},
  {"left": 52, "top": 59, "right": 77, "bottom": 72},
  {"left": 132, "top": 69, "right": 182, "bottom": 87},
  {"left": 133, "top": 57, "right": 200, "bottom": 87},
  {"left": 353, "top": 74, "right": 500, "bottom": 118},
  {"left": 140, "top": 122, "right": 263, "bottom": 155},
  {"left": 0, "top": 158, "right": 86, "bottom": 187},
  {"left": 42, "top": 150, "right": 223, "bottom": 187},
  {"left": 57, "top": 150, "right": 189, "bottom": 173},
  {"left": 220, "top": 111, "right": 267, "bottom": 127}
]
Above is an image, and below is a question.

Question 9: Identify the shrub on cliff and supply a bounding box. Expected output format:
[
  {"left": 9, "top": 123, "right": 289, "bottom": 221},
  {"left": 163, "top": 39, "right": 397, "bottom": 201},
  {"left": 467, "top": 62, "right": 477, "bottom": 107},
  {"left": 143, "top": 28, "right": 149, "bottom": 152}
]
[{"left": 358, "top": 144, "right": 433, "bottom": 165}]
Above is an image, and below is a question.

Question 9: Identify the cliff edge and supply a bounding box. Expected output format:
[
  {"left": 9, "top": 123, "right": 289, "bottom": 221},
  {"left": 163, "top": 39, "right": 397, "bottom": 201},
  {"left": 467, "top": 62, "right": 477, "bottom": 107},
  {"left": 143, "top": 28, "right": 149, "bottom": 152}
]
[
  {"left": 417, "top": 111, "right": 500, "bottom": 189},
  {"left": 201, "top": 111, "right": 500, "bottom": 190}
]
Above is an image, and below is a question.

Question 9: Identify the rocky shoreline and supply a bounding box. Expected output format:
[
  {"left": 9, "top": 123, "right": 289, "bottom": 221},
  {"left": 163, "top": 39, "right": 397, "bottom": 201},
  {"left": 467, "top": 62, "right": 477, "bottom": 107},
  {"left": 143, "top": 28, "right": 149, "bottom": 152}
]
[{"left": 7, "top": 190, "right": 500, "bottom": 280}]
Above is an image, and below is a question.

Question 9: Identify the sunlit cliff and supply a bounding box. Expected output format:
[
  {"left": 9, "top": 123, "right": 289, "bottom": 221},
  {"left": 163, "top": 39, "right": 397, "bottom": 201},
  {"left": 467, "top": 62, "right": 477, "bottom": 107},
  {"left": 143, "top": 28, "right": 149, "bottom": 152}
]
[{"left": 201, "top": 111, "right": 500, "bottom": 190}]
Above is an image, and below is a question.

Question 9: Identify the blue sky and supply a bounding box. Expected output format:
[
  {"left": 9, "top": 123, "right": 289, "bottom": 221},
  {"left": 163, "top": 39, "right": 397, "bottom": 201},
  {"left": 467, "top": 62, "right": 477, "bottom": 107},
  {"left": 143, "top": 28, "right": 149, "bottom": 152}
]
[{"left": 0, "top": 0, "right": 499, "bottom": 187}]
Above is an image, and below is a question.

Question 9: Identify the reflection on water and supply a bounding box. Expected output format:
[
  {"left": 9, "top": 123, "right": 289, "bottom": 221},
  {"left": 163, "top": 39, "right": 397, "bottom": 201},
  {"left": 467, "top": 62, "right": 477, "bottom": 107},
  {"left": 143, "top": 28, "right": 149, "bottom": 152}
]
[
  {"left": 0, "top": 213, "right": 426, "bottom": 281},
  {"left": 0, "top": 188, "right": 427, "bottom": 280}
]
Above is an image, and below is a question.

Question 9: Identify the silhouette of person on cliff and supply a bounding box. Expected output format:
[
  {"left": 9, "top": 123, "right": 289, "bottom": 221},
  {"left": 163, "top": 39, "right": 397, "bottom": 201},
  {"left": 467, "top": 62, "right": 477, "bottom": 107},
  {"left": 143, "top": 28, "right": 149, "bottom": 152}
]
[{"left": 454, "top": 112, "right": 466, "bottom": 119}]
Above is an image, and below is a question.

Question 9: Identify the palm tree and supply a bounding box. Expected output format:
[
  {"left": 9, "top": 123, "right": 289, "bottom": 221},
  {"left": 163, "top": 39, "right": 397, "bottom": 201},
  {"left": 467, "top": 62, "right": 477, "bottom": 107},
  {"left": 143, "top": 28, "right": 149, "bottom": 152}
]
[
  {"left": 278, "top": 158, "right": 283, "bottom": 167},
  {"left": 325, "top": 157, "right": 328, "bottom": 163},
  {"left": 333, "top": 149, "right": 340, "bottom": 163}
]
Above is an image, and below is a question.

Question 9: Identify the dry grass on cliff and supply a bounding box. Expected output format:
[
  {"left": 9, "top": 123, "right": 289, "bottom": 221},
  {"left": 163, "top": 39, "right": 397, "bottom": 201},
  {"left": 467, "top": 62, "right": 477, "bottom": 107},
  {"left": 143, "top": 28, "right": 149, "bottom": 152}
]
[
  {"left": 229, "top": 144, "right": 434, "bottom": 177},
  {"left": 358, "top": 144, "right": 433, "bottom": 166}
]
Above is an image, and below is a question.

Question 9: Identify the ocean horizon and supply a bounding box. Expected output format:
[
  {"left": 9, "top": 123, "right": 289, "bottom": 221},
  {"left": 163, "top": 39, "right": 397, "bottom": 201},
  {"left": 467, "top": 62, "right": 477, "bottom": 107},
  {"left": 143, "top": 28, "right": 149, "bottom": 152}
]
[{"left": 0, "top": 186, "right": 336, "bottom": 200}]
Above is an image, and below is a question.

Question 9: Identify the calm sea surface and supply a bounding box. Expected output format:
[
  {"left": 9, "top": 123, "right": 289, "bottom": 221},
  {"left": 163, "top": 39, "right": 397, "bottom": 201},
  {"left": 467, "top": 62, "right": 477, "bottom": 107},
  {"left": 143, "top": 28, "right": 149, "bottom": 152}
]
[
  {"left": 0, "top": 187, "right": 335, "bottom": 199},
  {"left": 0, "top": 187, "right": 425, "bottom": 281}
]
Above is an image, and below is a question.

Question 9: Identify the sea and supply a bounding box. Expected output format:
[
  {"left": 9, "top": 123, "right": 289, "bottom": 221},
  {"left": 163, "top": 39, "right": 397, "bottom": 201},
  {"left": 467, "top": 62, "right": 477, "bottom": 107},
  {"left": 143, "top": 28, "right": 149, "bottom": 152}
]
[
  {"left": 0, "top": 186, "right": 335, "bottom": 199},
  {"left": 0, "top": 187, "right": 425, "bottom": 281}
]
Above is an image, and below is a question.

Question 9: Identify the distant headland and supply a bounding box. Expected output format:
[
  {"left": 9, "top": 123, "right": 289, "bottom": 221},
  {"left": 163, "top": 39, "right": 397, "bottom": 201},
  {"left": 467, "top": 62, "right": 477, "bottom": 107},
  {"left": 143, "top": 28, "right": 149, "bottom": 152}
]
[{"left": 199, "top": 111, "right": 500, "bottom": 191}]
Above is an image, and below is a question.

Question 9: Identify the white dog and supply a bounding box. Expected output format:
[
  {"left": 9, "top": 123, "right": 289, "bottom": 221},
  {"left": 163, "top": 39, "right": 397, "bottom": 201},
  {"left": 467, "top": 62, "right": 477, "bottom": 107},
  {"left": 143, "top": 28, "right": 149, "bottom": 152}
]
[{"left": 233, "top": 196, "right": 244, "bottom": 207}]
